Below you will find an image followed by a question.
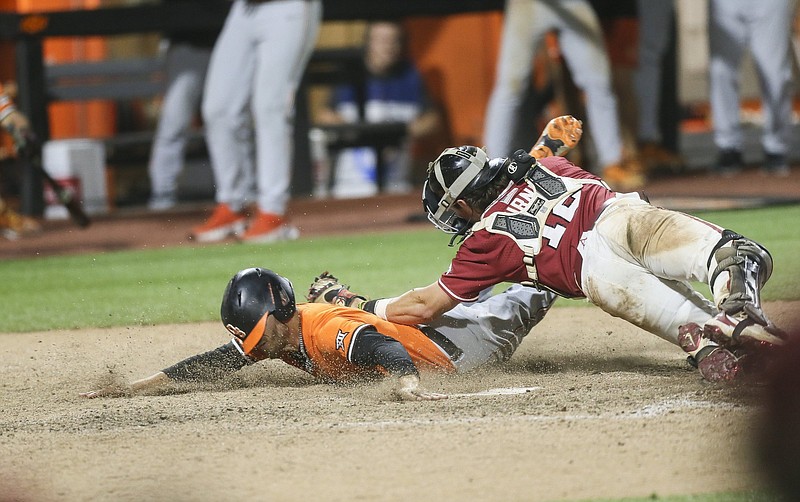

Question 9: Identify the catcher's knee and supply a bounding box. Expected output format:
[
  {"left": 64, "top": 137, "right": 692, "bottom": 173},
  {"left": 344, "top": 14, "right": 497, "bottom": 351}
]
[{"left": 708, "top": 229, "right": 773, "bottom": 313}]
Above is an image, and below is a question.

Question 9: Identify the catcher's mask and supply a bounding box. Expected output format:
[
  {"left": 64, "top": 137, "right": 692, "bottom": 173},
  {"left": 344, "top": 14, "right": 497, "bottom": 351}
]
[
  {"left": 423, "top": 145, "right": 503, "bottom": 234},
  {"left": 220, "top": 268, "right": 296, "bottom": 355}
]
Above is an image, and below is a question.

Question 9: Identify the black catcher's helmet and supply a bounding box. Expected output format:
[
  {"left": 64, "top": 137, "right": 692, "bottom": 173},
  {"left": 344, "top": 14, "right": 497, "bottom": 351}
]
[
  {"left": 423, "top": 146, "right": 505, "bottom": 234},
  {"left": 220, "top": 268, "right": 296, "bottom": 354}
]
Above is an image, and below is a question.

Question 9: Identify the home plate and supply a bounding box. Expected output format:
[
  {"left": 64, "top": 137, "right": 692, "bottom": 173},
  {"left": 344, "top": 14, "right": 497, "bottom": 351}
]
[{"left": 450, "top": 386, "right": 541, "bottom": 397}]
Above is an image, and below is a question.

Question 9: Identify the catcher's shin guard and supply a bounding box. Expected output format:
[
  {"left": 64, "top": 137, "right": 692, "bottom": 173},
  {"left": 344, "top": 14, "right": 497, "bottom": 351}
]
[
  {"left": 704, "top": 230, "right": 785, "bottom": 347},
  {"left": 708, "top": 230, "right": 773, "bottom": 321}
]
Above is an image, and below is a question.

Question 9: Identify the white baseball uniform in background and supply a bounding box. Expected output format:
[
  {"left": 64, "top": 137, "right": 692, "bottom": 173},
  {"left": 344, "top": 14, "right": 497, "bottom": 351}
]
[
  {"left": 708, "top": 0, "right": 794, "bottom": 159},
  {"left": 483, "top": 0, "right": 623, "bottom": 170},
  {"left": 634, "top": 0, "right": 675, "bottom": 145},
  {"left": 148, "top": 41, "right": 213, "bottom": 210},
  {"left": 202, "top": 0, "right": 322, "bottom": 215}
]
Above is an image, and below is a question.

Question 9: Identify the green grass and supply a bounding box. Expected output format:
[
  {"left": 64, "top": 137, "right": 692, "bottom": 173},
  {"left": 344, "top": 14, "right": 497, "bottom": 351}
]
[
  {"left": 1, "top": 204, "right": 798, "bottom": 333},
  {"left": 0, "top": 229, "right": 456, "bottom": 332}
]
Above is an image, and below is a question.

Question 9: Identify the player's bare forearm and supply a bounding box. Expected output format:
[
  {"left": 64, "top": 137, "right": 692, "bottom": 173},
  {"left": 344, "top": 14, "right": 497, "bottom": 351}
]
[
  {"left": 529, "top": 115, "right": 582, "bottom": 159},
  {"left": 307, "top": 273, "right": 457, "bottom": 325},
  {"left": 80, "top": 343, "right": 250, "bottom": 398},
  {"left": 384, "top": 282, "right": 458, "bottom": 325},
  {"left": 393, "top": 374, "right": 447, "bottom": 401},
  {"left": 80, "top": 371, "right": 170, "bottom": 399}
]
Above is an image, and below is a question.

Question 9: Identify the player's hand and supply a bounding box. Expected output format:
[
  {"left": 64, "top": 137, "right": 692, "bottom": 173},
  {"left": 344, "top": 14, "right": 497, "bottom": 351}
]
[
  {"left": 80, "top": 385, "right": 130, "bottom": 399},
  {"left": 529, "top": 115, "right": 583, "bottom": 159},
  {"left": 80, "top": 372, "right": 169, "bottom": 398},
  {"left": 393, "top": 374, "right": 448, "bottom": 401}
]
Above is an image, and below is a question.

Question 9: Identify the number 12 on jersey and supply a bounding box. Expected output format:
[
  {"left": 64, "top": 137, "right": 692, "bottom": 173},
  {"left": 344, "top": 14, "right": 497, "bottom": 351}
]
[{"left": 541, "top": 192, "right": 581, "bottom": 249}]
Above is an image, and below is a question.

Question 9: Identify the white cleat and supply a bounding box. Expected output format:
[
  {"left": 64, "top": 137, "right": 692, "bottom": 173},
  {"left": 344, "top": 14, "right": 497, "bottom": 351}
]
[
  {"left": 241, "top": 224, "right": 299, "bottom": 244},
  {"left": 703, "top": 312, "right": 785, "bottom": 348}
]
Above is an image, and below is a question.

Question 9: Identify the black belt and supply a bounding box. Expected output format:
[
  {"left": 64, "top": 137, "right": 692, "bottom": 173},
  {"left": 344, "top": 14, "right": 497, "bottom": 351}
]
[{"left": 419, "top": 326, "right": 464, "bottom": 362}]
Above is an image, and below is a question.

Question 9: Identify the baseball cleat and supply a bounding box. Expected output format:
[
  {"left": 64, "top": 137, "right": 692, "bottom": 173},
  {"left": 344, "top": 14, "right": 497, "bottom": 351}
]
[
  {"left": 529, "top": 115, "right": 583, "bottom": 159},
  {"left": 703, "top": 311, "right": 786, "bottom": 348},
  {"left": 678, "top": 323, "right": 741, "bottom": 383},
  {"left": 601, "top": 159, "right": 646, "bottom": 192},
  {"left": 240, "top": 212, "right": 299, "bottom": 243},
  {"left": 695, "top": 345, "right": 741, "bottom": 383},
  {"left": 638, "top": 141, "right": 684, "bottom": 174},
  {"left": 762, "top": 151, "right": 790, "bottom": 177},
  {"left": 713, "top": 148, "right": 743, "bottom": 177},
  {"left": 0, "top": 200, "right": 41, "bottom": 240},
  {"left": 190, "top": 203, "right": 247, "bottom": 242}
]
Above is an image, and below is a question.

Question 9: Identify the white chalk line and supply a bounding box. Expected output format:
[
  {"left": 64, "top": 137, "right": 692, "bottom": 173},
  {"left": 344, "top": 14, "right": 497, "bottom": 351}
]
[
  {"left": 449, "top": 386, "right": 542, "bottom": 397},
  {"left": 227, "top": 393, "right": 751, "bottom": 436},
  {"left": 333, "top": 396, "right": 746, "bottom": 431}
]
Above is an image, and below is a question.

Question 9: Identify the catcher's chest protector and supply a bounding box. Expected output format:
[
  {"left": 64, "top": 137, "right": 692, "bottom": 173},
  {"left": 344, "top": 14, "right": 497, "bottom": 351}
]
[{"left": 473, "top": 163, "right": 605, "bottom": 286}]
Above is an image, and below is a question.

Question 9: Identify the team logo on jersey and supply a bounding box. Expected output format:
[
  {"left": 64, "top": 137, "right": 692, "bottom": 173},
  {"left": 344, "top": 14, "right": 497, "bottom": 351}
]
[
  {"left": 528, "top": 197, "right": 545, "bottom": 215},
  {"left": 335, "top": 329, "right": 349, "bottom": 350}
]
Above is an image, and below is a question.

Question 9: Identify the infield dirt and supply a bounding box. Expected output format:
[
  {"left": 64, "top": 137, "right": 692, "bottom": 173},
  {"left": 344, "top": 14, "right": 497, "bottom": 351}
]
[
  {"left": 2, "top": 301, "right": 798, "bottom": 501},
  {"left": 2, "top": 168, "right": 799, "bottom": 501}
]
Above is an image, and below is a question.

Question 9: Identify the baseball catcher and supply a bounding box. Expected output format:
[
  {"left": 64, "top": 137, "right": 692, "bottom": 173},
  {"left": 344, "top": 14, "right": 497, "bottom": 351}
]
[
  {"left": 307, "top": 116, "right": 787, "bottom": 383},
  {"left": 82, "top": 267, "right": 554, "bottom": 401}
]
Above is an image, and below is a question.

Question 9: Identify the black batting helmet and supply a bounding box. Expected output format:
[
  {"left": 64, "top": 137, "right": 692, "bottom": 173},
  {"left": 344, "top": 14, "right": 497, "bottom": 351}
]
[
  {"left": 423, "top": 146, "right": 505, "bottom": 233},
  {"left": 220, "top": 268, "right": 296, "bottom": 354}
]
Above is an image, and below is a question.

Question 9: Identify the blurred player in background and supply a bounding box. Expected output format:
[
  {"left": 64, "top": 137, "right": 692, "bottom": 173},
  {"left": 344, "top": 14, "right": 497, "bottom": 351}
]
[
  {"left": 309, "top": 116, "right": 786, "bottom": 383},
  {"left": 0, "top": 82, "right": 41, "bottom": 240},
  {"left": 81, "top": 267, "right": 554, "bottom": 401},
  {"left": 633, "top": 0, "right": 684, "bottom": 173},
  {"left": 191, "top": 0, "right": 322, "bottom": 243},
  {"left": 484, "top": 0, "right": 643, "bottom": 191},
  {"left": 708, "top": 0, "right": 795, "bottom": 176},
  {"left": 313, "top": 20, "right": 441, "bottom": 198},
  {"left": 146, "top": 5, "right": 220, "bottom": 211}
]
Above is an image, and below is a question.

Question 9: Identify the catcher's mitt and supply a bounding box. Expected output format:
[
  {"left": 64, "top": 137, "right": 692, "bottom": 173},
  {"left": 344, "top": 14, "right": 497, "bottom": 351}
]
[{"left": 307, "top": 271, "right": 368, "bottom": 309}]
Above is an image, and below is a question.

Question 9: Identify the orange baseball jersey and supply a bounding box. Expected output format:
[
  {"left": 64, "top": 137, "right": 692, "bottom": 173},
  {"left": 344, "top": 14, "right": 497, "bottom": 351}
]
[{"left": 282, "top": 303, "right": 456, "bottom": 382}]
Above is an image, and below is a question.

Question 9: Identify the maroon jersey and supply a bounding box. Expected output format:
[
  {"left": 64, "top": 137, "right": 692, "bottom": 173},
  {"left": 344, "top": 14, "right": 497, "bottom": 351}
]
[{"left": 438, "top": 156, "right": 615, "bottom": 300}]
